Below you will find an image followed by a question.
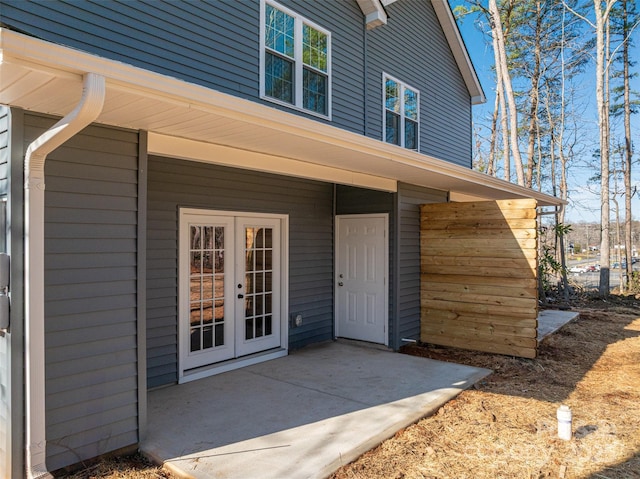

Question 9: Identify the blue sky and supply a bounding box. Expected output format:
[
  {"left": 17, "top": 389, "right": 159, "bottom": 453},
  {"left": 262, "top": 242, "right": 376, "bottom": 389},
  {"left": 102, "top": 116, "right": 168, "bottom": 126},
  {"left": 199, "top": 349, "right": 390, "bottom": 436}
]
[{"left": 451, "top": 1, "right": 640, "bottom": 224}]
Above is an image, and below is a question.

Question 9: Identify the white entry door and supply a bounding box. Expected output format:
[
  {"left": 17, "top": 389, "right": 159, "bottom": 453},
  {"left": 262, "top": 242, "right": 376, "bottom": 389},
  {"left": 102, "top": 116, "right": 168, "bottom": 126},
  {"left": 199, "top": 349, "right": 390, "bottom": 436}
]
[
  {"left": 179, "top": 210, "right": 284, "bottom": 373},
  {"left": 335, "top": 214, "right": 388, "bottom": 345}
]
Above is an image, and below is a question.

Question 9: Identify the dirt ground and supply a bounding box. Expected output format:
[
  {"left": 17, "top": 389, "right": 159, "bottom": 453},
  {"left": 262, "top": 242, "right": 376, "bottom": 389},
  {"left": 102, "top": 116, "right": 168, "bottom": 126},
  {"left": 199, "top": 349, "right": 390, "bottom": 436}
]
[
  {"left": 60, "top": 295, "right": 640, "bottom": 479},
  {"left": 329, "top": 296, "right": 640, "bottom": 479}
]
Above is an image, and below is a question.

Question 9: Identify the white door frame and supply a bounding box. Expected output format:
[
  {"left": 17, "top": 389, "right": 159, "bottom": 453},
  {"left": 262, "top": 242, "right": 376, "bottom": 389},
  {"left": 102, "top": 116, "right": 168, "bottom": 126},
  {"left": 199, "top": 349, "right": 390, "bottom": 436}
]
[
  {"left": 334, "top": 213, "right": 389, "bottom": 346},
  {"left": 178, "top": 208, "right": 289, "bottom": 383}
]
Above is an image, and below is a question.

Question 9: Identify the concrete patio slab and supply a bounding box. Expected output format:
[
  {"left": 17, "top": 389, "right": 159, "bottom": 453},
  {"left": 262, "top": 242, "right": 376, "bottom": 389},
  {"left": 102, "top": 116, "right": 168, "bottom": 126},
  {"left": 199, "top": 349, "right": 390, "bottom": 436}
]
[
  {"left": 537, "top": 309, "right": 580, "bottom": 342},
  {"left": 142, "top": 341, "right": 490, "bottom": 479}
]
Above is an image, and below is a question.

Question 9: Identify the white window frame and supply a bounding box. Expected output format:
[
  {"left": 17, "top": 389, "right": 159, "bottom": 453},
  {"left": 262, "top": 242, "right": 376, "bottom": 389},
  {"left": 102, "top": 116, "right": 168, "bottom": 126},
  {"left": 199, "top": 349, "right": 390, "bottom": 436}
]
[
  {"left": 382, "top": 73, "right": 420, "bottom": 150},
  {"left": 260, "top": 0, "right": 332, "bottom": 120}
]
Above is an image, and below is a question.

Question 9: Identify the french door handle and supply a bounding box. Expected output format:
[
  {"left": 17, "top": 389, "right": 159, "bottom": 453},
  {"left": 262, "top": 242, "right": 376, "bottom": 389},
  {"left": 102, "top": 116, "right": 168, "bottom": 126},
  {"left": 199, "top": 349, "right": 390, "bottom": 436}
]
[{"left": 238, "top": 294, "right": 244, "bottom": 299}]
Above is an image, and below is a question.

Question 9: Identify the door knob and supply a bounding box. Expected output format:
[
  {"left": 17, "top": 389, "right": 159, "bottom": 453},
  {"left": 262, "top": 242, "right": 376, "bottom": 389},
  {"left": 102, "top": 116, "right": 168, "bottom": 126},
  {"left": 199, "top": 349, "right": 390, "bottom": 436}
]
[
  {"left": 338, "top": 282, "right": 343, "bottom": 287},
  {"left": 238, "top": 294, "right": 244, "bottom": 298}
]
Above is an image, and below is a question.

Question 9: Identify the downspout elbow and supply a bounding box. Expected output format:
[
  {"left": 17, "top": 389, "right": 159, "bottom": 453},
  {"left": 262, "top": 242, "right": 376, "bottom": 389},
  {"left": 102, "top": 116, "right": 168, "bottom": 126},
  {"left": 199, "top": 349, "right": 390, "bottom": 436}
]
[
  {"left": 25, "top": 72, "right": 105, "bottom": 479},
  {"left": 25, "top": 72, "right": 105, "bottom": 184}
]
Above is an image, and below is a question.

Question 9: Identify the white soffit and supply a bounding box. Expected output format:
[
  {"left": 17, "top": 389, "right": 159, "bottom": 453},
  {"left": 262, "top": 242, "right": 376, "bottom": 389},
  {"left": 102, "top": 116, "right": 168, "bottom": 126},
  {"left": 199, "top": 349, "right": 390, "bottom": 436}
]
[{"left": 0, "top": 29, "right": 561, "bottom": 206}]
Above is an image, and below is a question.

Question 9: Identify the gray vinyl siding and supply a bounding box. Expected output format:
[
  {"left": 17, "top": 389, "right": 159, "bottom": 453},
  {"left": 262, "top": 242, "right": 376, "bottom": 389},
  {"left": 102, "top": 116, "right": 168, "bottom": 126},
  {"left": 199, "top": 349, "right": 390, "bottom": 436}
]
[
  {"left": 0, "top": 0, "right": 366, "bottom": 134},
  {"left": 335, "top": 185, "right": 395, "bottom": 345},
  {"left": 365, "top": 1, "right": 472, "bottom": 166},
  {"left": 3, "top": 0, "right": 472, "bottom": 163},
  {"left": 395, "top": 183, "right": 448, "bottom": 350},
  {"left": 0, "top": 1, "right": 259, "bottom": 99},
  {"left": 0, "top": 106, "right": 9, "bottom": 478},
  {"left": 0, "top": 107, "right": 25, "bottom": 479},
  {"left": 274, "top": 0, "right": 366, "bottom": 131},
  {"left": 23, "top": 114, "right": 140, "bottom": 471},
  {"left": 146, "top": 157, "right": 334, "bottom": 388}
]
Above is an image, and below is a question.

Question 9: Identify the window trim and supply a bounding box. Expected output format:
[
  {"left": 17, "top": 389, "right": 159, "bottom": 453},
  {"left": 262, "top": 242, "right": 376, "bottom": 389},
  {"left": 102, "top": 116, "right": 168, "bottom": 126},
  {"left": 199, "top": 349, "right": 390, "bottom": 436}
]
[
  {"left": 382, "top": 72, "right": 420, "bottom": 150},
  {"left": 260, "top": 0, "right": 332, "bottom": 120}
]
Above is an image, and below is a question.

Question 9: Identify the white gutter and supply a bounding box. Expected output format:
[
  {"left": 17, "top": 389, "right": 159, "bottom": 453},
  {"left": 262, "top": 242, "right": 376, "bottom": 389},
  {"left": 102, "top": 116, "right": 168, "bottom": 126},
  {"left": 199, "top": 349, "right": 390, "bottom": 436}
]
[{"left": 24, "top": 73, "right": 105, "bottom": 479}]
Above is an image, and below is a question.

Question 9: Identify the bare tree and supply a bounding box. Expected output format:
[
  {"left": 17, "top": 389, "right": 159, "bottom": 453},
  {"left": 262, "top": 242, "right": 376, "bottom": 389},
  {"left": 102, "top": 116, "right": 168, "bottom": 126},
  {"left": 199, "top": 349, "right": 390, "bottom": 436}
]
[
  {"left": 525, "top": 0, "right": 543, "bottom": 189},
  {"left": 489, "top": 0, "right": 526, "bottom": 186},
  {"left": 616, "top": 0, "right": 638, "bottom": 286},
  {"left": 492, "top": 26, "right": 511, "bottom": 181},
  {"left": 566, "top": 0, "right": 619, "bottom": 295},
  {"left": 487, "top": 90, "right": 500, "bottom": 176}
]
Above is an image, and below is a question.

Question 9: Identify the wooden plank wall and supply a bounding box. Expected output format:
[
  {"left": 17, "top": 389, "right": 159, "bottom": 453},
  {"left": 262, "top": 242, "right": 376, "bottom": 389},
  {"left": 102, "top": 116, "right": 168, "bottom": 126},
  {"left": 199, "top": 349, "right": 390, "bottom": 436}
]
[{"left": 420, "top": 199, "right": 539, "bottom": 358}]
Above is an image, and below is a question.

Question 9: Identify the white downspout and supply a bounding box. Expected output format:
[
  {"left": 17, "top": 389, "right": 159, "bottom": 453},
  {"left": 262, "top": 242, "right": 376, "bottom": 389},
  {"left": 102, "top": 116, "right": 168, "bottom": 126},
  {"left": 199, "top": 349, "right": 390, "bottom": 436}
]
[{"left": 25, "top": 73, "right": 105, "bottom": 479}]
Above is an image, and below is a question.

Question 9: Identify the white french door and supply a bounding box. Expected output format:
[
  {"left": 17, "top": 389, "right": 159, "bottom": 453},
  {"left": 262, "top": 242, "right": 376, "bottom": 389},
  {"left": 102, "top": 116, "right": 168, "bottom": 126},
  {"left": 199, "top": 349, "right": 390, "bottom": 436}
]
[
  {"left": 234, "top": 216, "right": 282, "bottom": 357},
  {"left": 179, "top": 209, "right": 285, "bottom": 375}
]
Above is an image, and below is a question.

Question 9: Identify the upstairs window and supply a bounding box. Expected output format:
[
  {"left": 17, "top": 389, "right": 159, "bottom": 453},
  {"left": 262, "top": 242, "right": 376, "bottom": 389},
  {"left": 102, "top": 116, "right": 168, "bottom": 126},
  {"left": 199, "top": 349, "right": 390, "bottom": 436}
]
[
  {"left": 384, "top": 75, "right": 419, "bottom": 150},
  {"left": 261, "top": 0, "right": 331, "bottom": 118}
]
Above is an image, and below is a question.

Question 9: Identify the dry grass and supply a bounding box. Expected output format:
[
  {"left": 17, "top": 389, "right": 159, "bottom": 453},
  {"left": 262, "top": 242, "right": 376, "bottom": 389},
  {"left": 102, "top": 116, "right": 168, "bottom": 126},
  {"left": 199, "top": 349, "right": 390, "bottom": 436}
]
[{"left": 59, "top": 296, "right": 640, "bottom": 479}]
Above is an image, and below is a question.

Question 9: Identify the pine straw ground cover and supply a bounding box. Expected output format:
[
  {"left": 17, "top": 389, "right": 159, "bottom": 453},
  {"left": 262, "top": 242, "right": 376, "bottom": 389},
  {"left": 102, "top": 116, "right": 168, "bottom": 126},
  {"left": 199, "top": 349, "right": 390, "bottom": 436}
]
[
  {"left": 58, "top": 453, "right": 173, "bottom": 479},
  {"left": 329, "top": 296, "right": 640, "bottom": 479},
  {"left": 61, "top": 296, "right": 640, "bottom": 479}
]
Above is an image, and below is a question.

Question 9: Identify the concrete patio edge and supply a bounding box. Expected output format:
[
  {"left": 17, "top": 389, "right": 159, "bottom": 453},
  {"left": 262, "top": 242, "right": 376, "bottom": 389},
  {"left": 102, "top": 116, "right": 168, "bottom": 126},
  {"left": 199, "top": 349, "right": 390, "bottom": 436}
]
[
  {"left": 142, "top": 342, "right": 491, "bottom": 479},
  {"left": 314, "top": 369, "right": 491, "bottom": 479}
]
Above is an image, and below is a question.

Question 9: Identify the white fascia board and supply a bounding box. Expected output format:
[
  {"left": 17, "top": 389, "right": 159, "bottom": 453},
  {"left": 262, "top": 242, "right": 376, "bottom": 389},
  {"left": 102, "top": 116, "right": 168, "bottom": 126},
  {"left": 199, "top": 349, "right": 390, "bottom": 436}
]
[{"left": 148, "top": 133, "right": 398, "bottom": 192}]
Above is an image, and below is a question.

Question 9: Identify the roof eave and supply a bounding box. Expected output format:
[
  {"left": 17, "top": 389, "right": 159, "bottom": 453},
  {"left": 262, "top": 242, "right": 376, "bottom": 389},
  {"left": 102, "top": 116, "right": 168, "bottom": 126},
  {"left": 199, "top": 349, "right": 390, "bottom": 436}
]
[{"left": 0, "top": 28, "right": 561, "bottom": 207}]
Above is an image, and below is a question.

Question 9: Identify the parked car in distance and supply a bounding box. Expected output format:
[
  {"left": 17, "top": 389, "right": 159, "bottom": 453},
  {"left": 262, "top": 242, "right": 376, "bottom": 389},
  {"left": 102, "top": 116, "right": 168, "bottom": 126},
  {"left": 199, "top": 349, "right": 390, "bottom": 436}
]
[
  {"left": 586, "top": 265, "right": 600, "bottom": 272},
  {"left": 569, "top": 265, "right": 587, "bottom": 274}
]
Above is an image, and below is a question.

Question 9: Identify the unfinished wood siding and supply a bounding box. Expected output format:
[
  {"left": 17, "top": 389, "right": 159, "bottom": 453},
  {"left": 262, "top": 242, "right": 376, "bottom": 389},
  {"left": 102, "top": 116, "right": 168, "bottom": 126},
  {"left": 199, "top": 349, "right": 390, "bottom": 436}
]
[
  {"left": 27, "top": 114, "right": 140, "bottom": 471},
  {"left": 420, "top": 200, "right": 538, "bottom": 358},
  {"left": 395, "top": 183, "right": 448, "bottom": 350},
  {"left": 146, "top": 157, "right": 334, "bottom": 388}
]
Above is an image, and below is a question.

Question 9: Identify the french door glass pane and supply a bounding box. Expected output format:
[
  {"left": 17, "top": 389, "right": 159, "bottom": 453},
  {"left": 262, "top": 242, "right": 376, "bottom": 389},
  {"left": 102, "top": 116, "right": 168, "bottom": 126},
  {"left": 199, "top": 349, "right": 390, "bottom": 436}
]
[
  {"left": 265, "top": 53, "right": 294, "bottom": 104},
  {"left": 244, "top": 227, "right": 274, "bottom": 341},
  {"left": 190, "top": 224, "right": 226, "bottom": 353}
]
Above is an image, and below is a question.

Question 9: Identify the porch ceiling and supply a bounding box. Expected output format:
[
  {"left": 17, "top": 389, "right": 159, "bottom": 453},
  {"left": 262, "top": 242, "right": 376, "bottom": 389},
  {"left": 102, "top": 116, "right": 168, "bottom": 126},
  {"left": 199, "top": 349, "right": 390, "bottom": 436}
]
[{"left": 0, "top": 28, "right": 563, "bottom": 206}]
